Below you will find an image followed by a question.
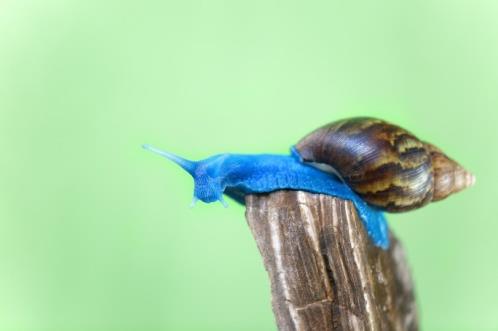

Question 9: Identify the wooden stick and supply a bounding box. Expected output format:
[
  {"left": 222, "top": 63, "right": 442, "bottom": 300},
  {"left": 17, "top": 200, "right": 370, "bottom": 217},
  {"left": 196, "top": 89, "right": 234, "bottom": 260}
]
[{"left": 245, "top": 191, "right": 418, "bottom": 331}]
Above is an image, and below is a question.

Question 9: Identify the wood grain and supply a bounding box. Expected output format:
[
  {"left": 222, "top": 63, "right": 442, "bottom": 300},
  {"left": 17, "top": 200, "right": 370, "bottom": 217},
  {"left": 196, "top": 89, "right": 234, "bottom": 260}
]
[{"left": 245, "top": 190, "right": 418, "bottom": 331}]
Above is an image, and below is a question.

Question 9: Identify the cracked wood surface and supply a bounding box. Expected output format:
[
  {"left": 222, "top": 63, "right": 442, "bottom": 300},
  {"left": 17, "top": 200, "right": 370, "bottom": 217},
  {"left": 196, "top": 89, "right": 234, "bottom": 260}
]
[{"left": 245, "top": 191, "right": 418, "bottom": 331}]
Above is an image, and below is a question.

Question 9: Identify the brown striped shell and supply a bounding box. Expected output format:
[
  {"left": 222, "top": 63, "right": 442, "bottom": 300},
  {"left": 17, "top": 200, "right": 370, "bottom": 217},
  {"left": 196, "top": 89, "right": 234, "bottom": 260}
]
[{"left": 295, "top": 117, "right": 475, "bottom": 212}]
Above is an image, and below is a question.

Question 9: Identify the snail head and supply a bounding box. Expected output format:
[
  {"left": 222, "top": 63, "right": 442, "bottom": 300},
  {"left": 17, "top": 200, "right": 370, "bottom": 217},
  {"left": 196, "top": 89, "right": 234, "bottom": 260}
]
[{"left": 142, "top": 144, "right": 228, "bottom": 207}]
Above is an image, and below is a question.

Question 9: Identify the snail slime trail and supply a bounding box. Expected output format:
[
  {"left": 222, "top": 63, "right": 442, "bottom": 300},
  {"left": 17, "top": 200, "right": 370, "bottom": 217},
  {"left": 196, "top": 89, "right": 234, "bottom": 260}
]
[{"left": 144, "top": 117, "right": 475, "bottom": 249}]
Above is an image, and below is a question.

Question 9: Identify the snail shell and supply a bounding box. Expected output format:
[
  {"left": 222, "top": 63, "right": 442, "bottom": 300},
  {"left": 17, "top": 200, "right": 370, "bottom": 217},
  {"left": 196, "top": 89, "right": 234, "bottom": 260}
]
[{"left": 295, "top": 117, "right": 475, "bottom": 212}]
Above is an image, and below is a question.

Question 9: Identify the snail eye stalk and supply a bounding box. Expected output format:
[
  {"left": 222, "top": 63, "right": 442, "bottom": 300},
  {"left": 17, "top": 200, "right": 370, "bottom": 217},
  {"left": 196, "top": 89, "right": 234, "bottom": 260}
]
[{"left": 143, "top": 144, "right": 197, "bottom": 175}]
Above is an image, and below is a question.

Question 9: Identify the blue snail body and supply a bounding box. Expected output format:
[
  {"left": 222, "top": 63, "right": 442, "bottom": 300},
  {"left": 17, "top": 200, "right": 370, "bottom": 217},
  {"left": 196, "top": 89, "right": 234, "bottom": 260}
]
[{"left": 143, "top": 144, "right": 389, "bottom": 249}]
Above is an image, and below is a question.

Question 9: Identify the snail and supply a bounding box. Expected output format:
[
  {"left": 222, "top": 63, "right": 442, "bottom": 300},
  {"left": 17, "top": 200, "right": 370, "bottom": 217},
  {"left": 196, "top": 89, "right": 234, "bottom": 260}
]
[{"left": 144, "top": 117, "right": 474, "bottom": 249}]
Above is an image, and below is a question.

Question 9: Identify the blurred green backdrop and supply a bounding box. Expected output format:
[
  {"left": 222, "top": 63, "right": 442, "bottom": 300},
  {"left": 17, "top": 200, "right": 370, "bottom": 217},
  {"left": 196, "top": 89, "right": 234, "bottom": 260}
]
[{"left": 1, "top": 1, "right": 497, "bottom": 330}]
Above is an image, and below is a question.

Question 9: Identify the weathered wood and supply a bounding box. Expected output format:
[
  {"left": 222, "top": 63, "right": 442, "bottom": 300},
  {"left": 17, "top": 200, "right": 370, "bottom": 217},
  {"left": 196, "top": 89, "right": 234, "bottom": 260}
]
[{"left": 245, "top": 191, "right": 418, "bottom": 331}]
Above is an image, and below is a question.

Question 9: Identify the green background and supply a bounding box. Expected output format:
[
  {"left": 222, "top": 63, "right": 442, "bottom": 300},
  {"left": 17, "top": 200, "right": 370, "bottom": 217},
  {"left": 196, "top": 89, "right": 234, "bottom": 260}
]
[{"left": 1, "top": 1, "right": 497, "bottom": 330}]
